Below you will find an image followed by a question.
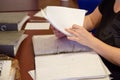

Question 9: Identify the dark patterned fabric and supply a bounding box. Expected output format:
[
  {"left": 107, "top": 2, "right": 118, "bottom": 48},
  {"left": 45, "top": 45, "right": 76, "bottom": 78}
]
[{"left": 94, "top": 0, "right": 120, "bottom": 79}]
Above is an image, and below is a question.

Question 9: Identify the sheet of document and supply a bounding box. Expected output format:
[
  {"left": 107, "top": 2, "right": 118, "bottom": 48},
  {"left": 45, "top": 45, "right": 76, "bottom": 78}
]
[
  {"left": 0, "top": 60, "right": 12, "bottom": 80},
  {"left": 35, "top": 51, "right": 110, "bottom": 80},
  {"left": 34, "top": 10, "right": 44, "bottom": 17},
  {"left": 28, "top": 70, "right": 35, "bottom": 80},
  {"left": 29, "top": 70, "right": 111, "bottom": 80},
  {"left": 36, "top": 6, "right": 87, "bottom": 36},
  {"left": 25, "top": 22, "right": 50, "bottom": 30}
]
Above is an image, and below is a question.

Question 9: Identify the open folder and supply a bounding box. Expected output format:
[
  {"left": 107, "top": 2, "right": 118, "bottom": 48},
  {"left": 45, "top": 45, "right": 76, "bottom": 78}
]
[
  {"left": 32, "top": 35, "right": 91, "bottom": 56},
  {"left": 32, "top": 35, "right": 111, "bottom": 80}
]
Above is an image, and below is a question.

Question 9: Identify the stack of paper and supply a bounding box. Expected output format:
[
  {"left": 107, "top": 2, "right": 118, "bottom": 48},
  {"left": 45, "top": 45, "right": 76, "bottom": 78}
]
[
  {"left": 31, "top": 35, "right": 111, "bottom": 80},
  {"left": 35, "top": 6, "right": 87, "bottom": 36},
  {"left": 32, "top": 35, "right": 91, "bottom": 56},
  {"left": 35, "top": 51, "right": 111, "bottom": 80},
  {"left": 25, "top": 22, "right": 50, "bottom": 30},
  {"left": 0, "top": 55, "right": 21, "bottom": 80},
  {"left": 0, "top": 60, "right": 12, "bottom": 80}
]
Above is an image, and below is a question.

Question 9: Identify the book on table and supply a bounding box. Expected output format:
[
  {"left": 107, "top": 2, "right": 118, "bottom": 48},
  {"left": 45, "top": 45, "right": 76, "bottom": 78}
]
[
  {"left": 0, "top": 12, "right": 29, "bottom": 31},
  {"left": 0, "top": 30, "right": 28, "bottom": 57},
  {"left": 32, "top": 34, "right": 111, "bottom": 80},
  {"left": 0, "top": 54, "right": 21, "bottom": 80},
  {"left": 35, "top": 6, "right": 87, "bottom": 36}
]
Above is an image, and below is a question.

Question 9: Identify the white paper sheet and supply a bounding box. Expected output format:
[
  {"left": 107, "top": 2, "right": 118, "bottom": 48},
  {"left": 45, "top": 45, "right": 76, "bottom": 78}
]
[
  {"left": 35, "top": 51, "right": 111, "bottom": 80},
  {"left": 36, "top": 6, "right": 87, "bottom": 36},
  {"left": 34, "top": 10, "right": 44, "bottom": 17},
  {"left": 25, "top": 22, "right": 50, "bottom": 30},
  {"left": 28, "top": 70, "right": 35, "bottom": 80},
  {"left": 0, "top": 60, "right": 12, "bottom": 80}
]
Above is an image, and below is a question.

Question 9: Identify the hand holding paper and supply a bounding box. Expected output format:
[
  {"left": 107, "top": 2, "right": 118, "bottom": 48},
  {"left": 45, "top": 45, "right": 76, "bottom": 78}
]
[{"left": 39, "top": 6, "right": 87, "bottom": 36}]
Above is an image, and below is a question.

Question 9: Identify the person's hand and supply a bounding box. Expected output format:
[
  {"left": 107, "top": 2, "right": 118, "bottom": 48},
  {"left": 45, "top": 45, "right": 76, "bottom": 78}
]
[
  {"left": 50, "top": 26, "right": 66, "bottom": 38},
  {"left": 65, "top": 24, "right": 95, "bottom": 47}
]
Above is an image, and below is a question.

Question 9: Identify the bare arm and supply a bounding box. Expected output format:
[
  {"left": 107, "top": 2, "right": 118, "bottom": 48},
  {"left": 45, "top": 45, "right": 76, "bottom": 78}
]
[
  {"left": 83, "top": 7, "right": 102, "bottom": 31},
  {"left": 66, "top": 25, "right": 120, "bottom": 66},
  {"left": 90, "top": 36, "right": 120, "bottom": 66}
]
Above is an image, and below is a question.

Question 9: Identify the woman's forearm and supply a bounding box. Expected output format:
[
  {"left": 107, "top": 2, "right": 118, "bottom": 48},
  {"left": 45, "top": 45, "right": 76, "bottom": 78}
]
[
  {"left": 66, "top": 24, "right": 120, "bottom": 66},
  {"left": 89, "top": 37, "right": 120, "bottom": 66}
]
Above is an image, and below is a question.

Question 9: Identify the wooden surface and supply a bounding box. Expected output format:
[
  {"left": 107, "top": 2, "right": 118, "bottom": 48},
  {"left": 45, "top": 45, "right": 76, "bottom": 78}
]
[
  {"left": 0, "top": 0, "right": 38, "bottom": 12},
  {"left": 16, "top": 29, "right": 53, "bottom": 80},
  {"left": 38, "top": 0, "right": 78, "bottom": 8},
  {"left": 15, "top": 0, "right": 78, "bottom": 80}
]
